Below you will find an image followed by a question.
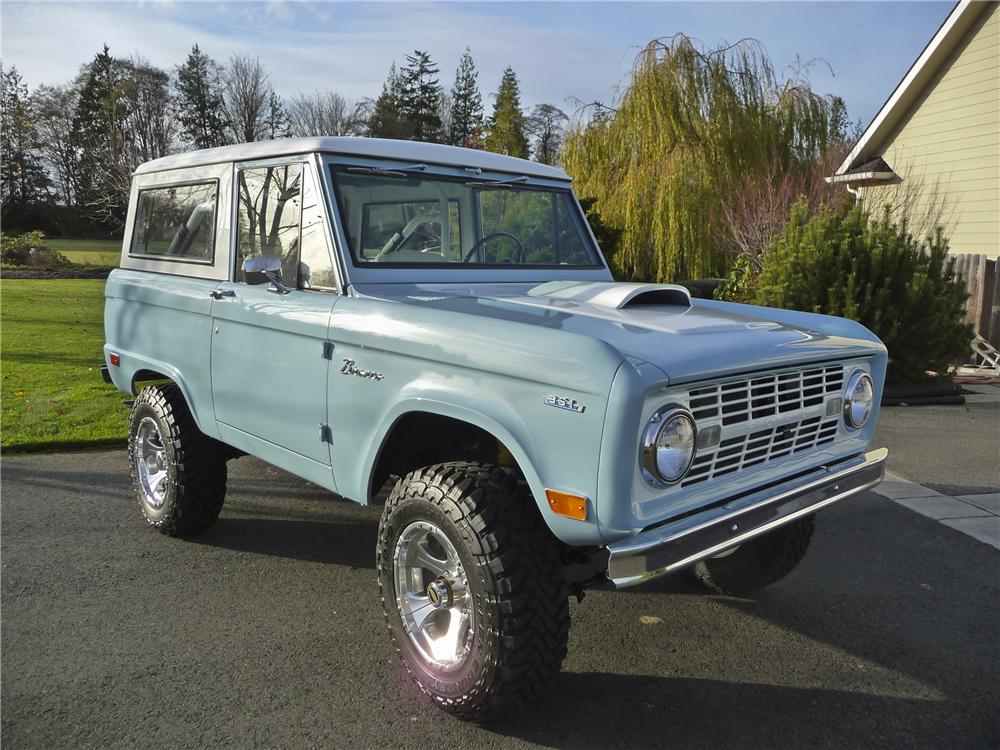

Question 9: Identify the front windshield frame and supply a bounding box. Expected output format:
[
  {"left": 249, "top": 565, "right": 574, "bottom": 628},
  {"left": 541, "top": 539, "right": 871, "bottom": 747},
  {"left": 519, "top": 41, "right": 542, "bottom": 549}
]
[{"left": 326, "top": 158, "right": 608, "bottom": 276}]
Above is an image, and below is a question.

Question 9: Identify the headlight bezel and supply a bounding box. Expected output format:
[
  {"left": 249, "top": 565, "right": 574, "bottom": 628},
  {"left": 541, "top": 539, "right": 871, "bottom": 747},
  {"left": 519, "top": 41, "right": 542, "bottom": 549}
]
[
  {"left": 843, "top": 370, "right": 874, "bottom": 430},
  {"left": 640, "top": 405, "right": 698, "bottom": 487}
]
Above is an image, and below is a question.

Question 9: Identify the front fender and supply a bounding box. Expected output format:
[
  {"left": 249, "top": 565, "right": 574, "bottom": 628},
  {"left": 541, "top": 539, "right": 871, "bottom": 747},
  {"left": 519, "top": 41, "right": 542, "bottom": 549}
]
[{"left": 337, "top": 380, "right": 615, "bottom": 547}]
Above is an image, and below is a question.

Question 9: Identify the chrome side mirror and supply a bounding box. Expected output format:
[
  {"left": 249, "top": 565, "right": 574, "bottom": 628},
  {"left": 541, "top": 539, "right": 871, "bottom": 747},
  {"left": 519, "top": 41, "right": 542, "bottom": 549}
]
[{"left": 243, "top": 256, "right": 290, "bottom": 294}]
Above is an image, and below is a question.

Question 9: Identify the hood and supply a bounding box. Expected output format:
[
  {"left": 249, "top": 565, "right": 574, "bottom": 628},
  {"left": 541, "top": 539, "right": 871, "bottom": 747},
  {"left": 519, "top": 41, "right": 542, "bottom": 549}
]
[{"left": 352, "top": 281, "right": 883, "bottom": 383}]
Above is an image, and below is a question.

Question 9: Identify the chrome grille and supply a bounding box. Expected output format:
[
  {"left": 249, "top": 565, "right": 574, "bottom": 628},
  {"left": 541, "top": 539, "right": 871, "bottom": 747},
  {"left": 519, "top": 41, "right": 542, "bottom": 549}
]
[{"left": 682, "top": 364, "right": 846, "bottom": 487}]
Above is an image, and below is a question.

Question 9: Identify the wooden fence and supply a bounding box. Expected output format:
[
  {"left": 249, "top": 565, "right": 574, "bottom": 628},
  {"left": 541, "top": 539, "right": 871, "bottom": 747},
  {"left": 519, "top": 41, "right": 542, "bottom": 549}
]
[{"left": 953, "top": 253, "right": 999, "bottom": 349}]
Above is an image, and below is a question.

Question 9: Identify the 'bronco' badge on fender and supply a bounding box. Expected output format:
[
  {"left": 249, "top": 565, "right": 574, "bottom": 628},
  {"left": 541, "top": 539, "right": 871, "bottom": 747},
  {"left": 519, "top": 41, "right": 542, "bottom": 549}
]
[
  {"left": 340, "top": 359, "right": 384, "bottom": 381},
  {"left": 544, "top": 395, "right": 585, "bottom": 413}
]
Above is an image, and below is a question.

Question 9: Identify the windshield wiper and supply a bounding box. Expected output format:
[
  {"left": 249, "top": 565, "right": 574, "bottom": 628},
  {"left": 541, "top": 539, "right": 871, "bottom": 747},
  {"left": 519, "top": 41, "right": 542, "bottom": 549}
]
[
  {"left": 345, "top": 163, "right": 429, "bottom": 178},
  {"left": 345, "top": 166, "right": 408, "bottom": 178},
  {"left": 463, "top": 175, "right": 530, "bottom": 188}
]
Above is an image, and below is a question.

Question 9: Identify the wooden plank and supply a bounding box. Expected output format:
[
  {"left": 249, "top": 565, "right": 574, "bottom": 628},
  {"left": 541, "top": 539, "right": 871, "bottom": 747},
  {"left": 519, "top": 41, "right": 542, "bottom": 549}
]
[
  {"left": 983, "top": 259, "right": 997, "bottom": 343},
  {"left": 991, "top": 258, "right": 1000, "bottom": 349}
]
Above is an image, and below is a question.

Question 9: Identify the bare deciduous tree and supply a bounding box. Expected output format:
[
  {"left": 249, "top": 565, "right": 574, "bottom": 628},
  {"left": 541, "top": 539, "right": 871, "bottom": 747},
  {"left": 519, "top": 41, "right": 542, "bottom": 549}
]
[
  {"left": 286, "top": 91, "right": 367, "bottom": 137},
  {"left": 720, "top": 153, "right": 850, "bottom": 269},
  {"left": 224, "top": 54, "right": 272, "bottom": 143},
  {"left": 526, "top": 103, "right": 568, "bottom": 165},
  {"left": 856, "top": 154, "right": 958, "bottom": 243},
  {"left": 123, "top": 56, "right": 176, "bottom": 163},
  {"left": 31, "top": 84, "right": 80, "bottom": 206}
]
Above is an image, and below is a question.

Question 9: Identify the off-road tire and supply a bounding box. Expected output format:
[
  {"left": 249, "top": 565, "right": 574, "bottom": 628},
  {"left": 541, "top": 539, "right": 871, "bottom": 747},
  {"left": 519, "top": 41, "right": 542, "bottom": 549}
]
[
  {"left": 128, "top": 384, "right": 227, "bottom": 536},
  {"left": 376, "top": 462, "right": 570, "bottom": 722},
  {"left": 691, "top": 516, "right": 815, "bottom": 595}
]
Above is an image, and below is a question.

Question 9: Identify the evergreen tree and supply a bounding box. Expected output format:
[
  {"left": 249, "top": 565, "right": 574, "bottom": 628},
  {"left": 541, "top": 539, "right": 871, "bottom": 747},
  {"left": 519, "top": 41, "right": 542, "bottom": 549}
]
[
  {"left": 265, "top": 91, "right": 290, "bottom": 139},
  {"left": 448, "top": 48, "right": 483, "bottom": 147},
  {"left": 752, "top": 201, "right": 972, "bottom": 383},
  {"left": 1, "top": 65, "right": 49, "bottom": 211},
  {"left": 174, "top": 44, "right": 228, "bottom": 149},
  {"left": 398, "top": 50, "right": 442, "bottom": 142},
  {"left": 71, "top": 45, "right": 128, "bottom": 227},
  {"left": 483, "top": 67, "right": 528, "bottom": 158},
  {"left": 366, "top": 62, "right": 409, "bottom": 139}
]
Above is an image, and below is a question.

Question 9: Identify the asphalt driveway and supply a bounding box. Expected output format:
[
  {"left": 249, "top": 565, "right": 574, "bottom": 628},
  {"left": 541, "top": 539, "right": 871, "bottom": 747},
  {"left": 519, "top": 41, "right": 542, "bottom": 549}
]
[{"left": 2, "top": 405, "right": 998, "bottom": 749}]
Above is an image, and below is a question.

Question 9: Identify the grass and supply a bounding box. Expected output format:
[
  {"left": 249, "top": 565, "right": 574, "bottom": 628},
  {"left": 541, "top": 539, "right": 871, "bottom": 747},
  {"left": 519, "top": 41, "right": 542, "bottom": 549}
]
[
  {"left": 46, "top": 238, "right": 121, "bottom": 267},
  {"left": 1, "top": 279, "right": 128, "bottom": 451}
]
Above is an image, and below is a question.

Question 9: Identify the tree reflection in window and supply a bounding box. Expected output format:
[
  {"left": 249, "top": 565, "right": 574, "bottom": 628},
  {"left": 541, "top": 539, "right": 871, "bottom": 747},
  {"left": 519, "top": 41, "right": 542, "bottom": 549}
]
[{"left": 237, "top": 163, "right": 302, "bottom": 284}]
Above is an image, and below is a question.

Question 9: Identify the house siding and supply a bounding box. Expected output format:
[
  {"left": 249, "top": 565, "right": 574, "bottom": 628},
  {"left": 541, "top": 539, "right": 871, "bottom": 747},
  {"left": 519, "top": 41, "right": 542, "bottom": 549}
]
[{"left": 862, "top": 2, "right": 1000, "bottom": 258}]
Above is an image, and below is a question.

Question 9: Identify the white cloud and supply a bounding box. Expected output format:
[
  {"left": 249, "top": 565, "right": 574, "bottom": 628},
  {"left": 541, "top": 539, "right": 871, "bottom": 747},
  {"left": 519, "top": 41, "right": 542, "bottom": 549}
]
[{"left": 0, "top": 1, "right": 634, "bottom": 113}]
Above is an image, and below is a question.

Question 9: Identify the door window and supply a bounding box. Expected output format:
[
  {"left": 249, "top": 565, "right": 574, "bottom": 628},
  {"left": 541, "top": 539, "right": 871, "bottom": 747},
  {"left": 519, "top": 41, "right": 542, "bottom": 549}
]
[{"left": 236, "top": 163, "right": 302, "bottom": 285}]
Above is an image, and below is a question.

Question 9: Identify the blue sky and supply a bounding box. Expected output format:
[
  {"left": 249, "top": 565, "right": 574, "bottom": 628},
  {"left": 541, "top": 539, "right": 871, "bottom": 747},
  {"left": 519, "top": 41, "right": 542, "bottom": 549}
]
[{"left": 2, "top": 1, "right": 953, "bottom": 129}]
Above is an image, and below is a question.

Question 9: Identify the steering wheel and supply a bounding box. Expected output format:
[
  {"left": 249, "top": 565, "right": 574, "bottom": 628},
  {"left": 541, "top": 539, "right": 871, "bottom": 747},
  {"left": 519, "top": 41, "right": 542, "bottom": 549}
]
[{"left": 462, "top": 232, "right": 525, "bottom": 264}]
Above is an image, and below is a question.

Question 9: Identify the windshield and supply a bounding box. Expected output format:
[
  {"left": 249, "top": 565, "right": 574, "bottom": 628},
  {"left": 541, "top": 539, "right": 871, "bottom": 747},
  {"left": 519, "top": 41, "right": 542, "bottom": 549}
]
[{"left": 331, "top": 166, "right": 602, "bottom": 268}]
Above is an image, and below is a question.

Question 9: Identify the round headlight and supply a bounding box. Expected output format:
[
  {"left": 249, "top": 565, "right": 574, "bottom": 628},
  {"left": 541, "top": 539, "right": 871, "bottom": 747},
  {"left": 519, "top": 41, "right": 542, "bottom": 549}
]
[
  {"left": 641, "top": 406, "right": 697, "bottom": 486},
  {"left": 843, "top": 371, "right": 874, "bottom": 429}
]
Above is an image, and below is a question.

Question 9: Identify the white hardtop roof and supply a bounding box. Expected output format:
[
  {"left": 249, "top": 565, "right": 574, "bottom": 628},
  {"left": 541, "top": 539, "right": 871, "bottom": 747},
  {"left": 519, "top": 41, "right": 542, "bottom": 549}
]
[{"left": 134, "top": 136, "right": 571, "bottom": 181}]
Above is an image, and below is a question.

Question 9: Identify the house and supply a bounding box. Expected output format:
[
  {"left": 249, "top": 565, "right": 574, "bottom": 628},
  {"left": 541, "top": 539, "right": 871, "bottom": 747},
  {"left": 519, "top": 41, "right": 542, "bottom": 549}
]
[{"left": 830, "top": 0, "right": 999, "bottom": 259}]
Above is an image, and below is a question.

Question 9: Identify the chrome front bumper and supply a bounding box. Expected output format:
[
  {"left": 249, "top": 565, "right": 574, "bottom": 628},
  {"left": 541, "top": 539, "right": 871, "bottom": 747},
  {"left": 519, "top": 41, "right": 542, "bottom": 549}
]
[{"left": 606, "top": 448, "right": 888, "bottom": 587}]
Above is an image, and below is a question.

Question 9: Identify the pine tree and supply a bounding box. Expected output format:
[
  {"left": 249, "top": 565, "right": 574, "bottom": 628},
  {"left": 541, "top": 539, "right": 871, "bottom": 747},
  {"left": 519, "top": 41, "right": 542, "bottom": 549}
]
[
  {"left": 1, "top": 65, "right": 49, "bottom": 210},
  {"left": 398, "top": 50, "right": 442, "bottom": 142},
  {"left": 72, "top": 45, "right": 127, "bottom": 226},
  {"left": 265, "top": 91, "right": 290, "bottom": 139},
  {"left": 448, "top": 48, "right": 483, "bottom": 147},
  {"left": 483, "top": 67, "right": 528, "bottom": 158},
  {"left": 174, "top": 44, "right": 228, "bottom": 149},
  {"left": 367, "top": 62, "right": 409, "bottom": 139}
]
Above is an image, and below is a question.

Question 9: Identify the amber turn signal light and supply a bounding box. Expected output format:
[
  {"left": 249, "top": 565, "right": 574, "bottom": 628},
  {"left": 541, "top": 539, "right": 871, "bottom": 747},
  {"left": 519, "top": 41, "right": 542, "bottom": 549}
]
[{"left": 545, "top": 489, "right": 588, "bottom": 521}]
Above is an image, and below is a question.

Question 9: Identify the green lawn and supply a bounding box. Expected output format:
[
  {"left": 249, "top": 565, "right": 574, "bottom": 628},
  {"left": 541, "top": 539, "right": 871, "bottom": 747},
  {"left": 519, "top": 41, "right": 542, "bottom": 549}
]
[
  {"left": 1, "top": 279, "right": 128, "bottom": 451},
  {"left": 46, "top": 238, "right": 121, "bottom": 267}
]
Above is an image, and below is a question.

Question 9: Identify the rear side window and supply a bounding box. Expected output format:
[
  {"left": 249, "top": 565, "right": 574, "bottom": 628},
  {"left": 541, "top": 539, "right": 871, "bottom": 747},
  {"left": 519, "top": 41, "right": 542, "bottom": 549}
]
[{"left": 130, "top": 182, "right": 218, "bottom": 262}]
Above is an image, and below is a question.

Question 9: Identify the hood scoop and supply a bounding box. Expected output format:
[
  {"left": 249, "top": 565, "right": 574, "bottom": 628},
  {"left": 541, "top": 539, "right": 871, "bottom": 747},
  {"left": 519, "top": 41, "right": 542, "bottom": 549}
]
[{"left": 528, "top": 281, "right": 692, "bottom": 310}]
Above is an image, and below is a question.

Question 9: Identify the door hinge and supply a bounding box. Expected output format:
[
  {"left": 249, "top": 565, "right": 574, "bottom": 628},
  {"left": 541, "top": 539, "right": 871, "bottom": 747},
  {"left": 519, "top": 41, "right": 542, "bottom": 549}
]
[
  {"left": 322, "top": 341, "right": 335, "bottom": 360},
  {"left": 319, "top": 423, "right": 333, "bottom": 443}
]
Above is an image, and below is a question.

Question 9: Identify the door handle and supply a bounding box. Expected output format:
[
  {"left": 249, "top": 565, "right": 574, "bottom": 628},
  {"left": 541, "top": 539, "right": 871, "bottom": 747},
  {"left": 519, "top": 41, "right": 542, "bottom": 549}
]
[{"left": 210, "top": 289, "right": 236, "bottom": 300}]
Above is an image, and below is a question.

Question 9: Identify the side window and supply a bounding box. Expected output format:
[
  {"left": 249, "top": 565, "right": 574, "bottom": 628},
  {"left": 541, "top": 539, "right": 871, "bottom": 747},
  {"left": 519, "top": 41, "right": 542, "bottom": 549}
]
[
  {"left": 236, "top": 163, "right": 302, "bottom": 285},
  {"left": 298, "top": 166, "right": 337, "bottom": 289},
  {"left": 130, "top": 182, "right": 217, "bottom": 261}
]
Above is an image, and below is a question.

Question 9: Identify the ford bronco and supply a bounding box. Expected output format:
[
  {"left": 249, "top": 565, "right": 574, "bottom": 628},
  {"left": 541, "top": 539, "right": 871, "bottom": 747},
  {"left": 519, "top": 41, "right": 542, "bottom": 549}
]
[{"left": 103, "top": 137, "right": 887, "bottom": 720}]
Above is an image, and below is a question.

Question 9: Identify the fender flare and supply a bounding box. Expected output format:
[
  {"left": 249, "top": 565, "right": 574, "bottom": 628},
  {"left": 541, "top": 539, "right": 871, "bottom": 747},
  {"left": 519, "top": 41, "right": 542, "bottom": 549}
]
[
  {"left": 360, "top": 396, "right": 545, "bottom": 512},
  {"left": 103, "top": 345, "right": 220, "bottom": 439}
]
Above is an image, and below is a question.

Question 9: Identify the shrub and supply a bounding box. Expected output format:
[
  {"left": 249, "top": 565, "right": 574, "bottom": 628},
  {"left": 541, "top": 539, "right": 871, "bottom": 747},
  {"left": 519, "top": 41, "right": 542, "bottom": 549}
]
[
  {"left": 748, "top": 201, "right": 972, "bottom": 383},
  {"left": 0, "top": 231, "right": 71, "bottom": 268},
  {"left": 714, "top": 253, "right": 759, "bottom": 304}
]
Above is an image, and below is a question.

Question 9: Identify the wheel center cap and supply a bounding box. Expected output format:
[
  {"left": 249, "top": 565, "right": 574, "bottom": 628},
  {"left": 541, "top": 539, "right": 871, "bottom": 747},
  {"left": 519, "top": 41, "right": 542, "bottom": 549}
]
[{"left": 426, "top": 579, "right": 452, "bottom": 609}]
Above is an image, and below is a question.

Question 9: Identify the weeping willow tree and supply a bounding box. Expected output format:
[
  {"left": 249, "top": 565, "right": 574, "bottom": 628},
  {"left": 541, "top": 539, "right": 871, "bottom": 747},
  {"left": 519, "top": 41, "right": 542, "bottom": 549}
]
[{"left": 562, "top": 35, "right": 849, "bottom": 282}]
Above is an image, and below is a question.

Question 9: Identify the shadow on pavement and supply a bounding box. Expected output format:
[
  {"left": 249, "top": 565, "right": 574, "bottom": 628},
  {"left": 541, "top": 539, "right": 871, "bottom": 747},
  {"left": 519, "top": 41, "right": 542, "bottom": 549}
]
[
  {"left": 188, "top": 515, "right": 378, "bottom": 568},
  {"left": 486, "top": 672, "right": 971, "bottom": 750}
]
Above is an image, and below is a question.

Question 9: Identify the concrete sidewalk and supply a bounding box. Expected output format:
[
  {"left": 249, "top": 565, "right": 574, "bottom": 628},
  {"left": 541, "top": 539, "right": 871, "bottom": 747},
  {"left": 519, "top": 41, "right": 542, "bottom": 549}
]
[
  {"left": 875, "top": 394, "right": 1000, "bottom": 549},
  {"left": 872, "top": 472, "right": 999, "bottom": 549}
]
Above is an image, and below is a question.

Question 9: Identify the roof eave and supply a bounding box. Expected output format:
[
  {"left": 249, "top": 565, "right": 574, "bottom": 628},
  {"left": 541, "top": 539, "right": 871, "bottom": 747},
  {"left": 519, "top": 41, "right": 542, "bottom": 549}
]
[
  {"left": 826, "top": 171, "right": 897, "bottom": 183},
  {"left": 835, "top": 0, "right": 992, "bottom": 176}
]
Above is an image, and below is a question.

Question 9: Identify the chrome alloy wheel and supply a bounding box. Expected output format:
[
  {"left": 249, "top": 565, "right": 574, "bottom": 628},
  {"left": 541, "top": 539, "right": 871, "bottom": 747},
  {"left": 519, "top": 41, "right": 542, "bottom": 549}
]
[
  {"left": 134, "top": 417, "right": 169, "bottom": 508},
  {"left": 393, "top": 520, "right": 475, "bottom": 671}
]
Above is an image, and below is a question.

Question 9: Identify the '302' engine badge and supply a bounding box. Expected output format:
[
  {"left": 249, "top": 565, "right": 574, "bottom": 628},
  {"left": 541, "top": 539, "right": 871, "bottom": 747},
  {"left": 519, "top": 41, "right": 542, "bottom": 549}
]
[{"left": 544, "top": 395, "right": 585, "bottom": 413}]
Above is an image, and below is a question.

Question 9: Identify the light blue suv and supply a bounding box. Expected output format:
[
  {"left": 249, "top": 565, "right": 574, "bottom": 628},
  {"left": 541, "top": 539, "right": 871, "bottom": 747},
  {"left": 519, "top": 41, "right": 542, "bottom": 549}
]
[{"left": 103, "top": 137, "right": 887, "bottom": 720}]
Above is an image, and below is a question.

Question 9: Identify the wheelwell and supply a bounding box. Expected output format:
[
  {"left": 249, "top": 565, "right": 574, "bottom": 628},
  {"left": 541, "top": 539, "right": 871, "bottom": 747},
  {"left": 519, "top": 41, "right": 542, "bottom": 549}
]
[
  {"left": 369, "top": 412, "right": 518, "bottom": 502},
  {"left": 131, "top": 369, "right": 174, "bottom": 395}
]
